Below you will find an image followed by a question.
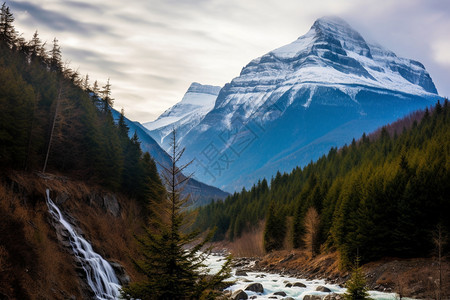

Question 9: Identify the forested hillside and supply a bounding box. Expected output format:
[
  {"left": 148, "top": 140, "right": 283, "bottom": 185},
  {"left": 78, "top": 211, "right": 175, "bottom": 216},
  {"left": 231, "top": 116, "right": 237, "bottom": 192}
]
[
  {"left": 195, "top": 100, "right": 450, "bottom": 267},
  {"left": 0, "top": 5, "right": 166, "bottom": 298},
  {"left": 0, "top": 3, "right": 160, "bottom": 202}
]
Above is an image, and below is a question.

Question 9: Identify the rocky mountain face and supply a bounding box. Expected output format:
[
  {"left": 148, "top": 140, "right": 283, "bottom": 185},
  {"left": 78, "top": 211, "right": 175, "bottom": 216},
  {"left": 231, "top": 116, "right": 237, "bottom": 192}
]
[
  {"left": 167, "top": 16, "right": 439, "bottom": 191},
  {"left": 111, "top": 109, "right": 229, "bottom": 206},
  {"left": 144, "top": 83, "right": 221, "bottom": 152}
]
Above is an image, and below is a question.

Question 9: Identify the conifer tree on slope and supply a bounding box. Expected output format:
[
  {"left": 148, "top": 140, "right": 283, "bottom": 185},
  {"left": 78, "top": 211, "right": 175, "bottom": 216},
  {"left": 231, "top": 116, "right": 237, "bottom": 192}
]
[
  {"left": 344, "top": 256, "right": 372, "bottom": 300},
  {"left": 121, "top": 130, "right": 231, "bottom": 300},
  {"left": 0, "top": 2, "right": 16, "bottom": 48},
  {"left": 100, "top": 78, "right": 114, "bottom": 113}
]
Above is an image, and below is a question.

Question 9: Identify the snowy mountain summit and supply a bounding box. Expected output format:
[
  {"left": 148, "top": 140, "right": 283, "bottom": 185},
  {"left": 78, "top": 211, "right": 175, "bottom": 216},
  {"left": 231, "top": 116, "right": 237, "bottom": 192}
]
[
  {"left": 144, "top": 82, "right": 221, "bottom": 151},
  {"left": 211, "top": 16, "right": 436, "bottom": 127},
  {"left": 150, "top": 16, "right": 440, "bottom": 191}
]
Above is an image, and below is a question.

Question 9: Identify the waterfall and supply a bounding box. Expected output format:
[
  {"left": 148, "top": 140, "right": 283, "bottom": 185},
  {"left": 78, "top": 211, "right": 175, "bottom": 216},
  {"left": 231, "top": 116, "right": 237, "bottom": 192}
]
[{"left": 46, "top": 189, "right": 121, "bottom": 300}]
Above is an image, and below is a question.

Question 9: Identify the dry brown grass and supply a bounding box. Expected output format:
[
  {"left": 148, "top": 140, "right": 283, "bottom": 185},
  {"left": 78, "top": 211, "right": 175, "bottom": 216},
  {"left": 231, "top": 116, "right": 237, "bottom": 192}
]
[
  {"left": 257, "top": 249, "right": 344, "bottom": 279},
  {"left": 0, "top": 177, "right": 84, "bottom": 299},
  {"left": 215, "top": 223, "right": 265, "bottom": 257}
]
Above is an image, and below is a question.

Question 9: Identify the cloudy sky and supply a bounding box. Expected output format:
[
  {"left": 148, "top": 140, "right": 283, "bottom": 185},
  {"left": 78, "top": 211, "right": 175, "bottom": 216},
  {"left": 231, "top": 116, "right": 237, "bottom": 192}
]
[{"left": 8, "top": 0, "right": 450, "bottom": 122}]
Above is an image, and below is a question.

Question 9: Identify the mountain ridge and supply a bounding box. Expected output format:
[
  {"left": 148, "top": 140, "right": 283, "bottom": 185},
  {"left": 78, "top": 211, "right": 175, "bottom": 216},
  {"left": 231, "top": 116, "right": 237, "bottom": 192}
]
[{"left": 170, "top": 16, "right": 439, "bottom": 191}]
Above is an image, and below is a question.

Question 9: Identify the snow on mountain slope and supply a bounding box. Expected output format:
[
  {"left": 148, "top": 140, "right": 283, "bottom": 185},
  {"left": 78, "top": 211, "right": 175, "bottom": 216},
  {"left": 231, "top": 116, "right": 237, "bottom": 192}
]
[
  {"left": 173, "top": 16, "right": 441, "bottom": 191},
  {"left": 207, "top": 16, "right": 436, "bottom": 130},
  {"left": 144, "top": 83, "right": 221, "bottom": 151}
]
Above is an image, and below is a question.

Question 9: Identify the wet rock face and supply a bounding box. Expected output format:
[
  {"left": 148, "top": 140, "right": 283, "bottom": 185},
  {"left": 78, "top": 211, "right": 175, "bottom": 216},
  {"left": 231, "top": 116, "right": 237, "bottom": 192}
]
[
  {"left": 245, "top": 282, "right": 264, "bottom": 293},
  {"left": 87, "top": 193, "right": 120, "bottom": 217},
  {"left": 231, "top": 289, "right": 248, "bottom": 300},
  {"left": 109, "top": 261, "right": 130, "bottom": 285},
  {"left": 103, "top": 194, "right": 120, "bottom": 217},
  {"left": 55, "top": 192, "right": 69, "bottom": 205}
]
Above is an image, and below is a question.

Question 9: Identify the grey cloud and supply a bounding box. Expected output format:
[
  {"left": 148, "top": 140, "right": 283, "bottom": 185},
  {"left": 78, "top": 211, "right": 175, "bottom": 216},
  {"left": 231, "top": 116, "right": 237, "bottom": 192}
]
[
  {"left": 115, "top": 14, "right": 170, "bottom": 28},
  {"left": 63, "top": 1, "right": 105, "bottom": 14},
  {"left": 63, "top": 47, "right": 126, "bottom": 76},
  {"left": 9, "top": 1, "right": 115, "bottom": 37},
  {"left": 7, "top": 0, "right": 449, "bottom": 122}
]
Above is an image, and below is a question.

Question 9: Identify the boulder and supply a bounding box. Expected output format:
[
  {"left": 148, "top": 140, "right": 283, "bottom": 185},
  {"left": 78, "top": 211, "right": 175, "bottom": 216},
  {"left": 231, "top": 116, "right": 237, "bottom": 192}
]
[
  {"left": 283, "top": 298, "right": 295, "bottom": 300},
  {"left": 303, "top": 295, "right": 324, "bottom": 300},
  {"left": 235, "top": 269, "right": 248, "bottom": 276},
  {"left": 316, "top": 286, "right": 331, "bottom": 293},
  {"left": 231, "top": 289, "right": 248, "bottom": 300},
  {"left": 274, "top": 291, "right": 287, "bottom": 296},
  {"left": 293, "top": 282, "right": 306, "bottom": 288},
  {"left": 285, "top": 283, "right": 293, "bottom": 288},
  {"left": 324, "top": 293, "right": 344, "bottom": 300},
  {"left": 245, "top": 282, "right": 264, "bottom": 293}
]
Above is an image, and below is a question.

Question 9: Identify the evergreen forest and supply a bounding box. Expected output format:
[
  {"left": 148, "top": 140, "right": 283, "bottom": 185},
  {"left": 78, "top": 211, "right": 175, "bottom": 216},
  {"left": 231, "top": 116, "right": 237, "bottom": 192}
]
[
  {"left": 0, "top": 3, "right": 161, "bottom": 203},
  {"left": 194, "top": 100, "right": 450, "bottom": 267}
]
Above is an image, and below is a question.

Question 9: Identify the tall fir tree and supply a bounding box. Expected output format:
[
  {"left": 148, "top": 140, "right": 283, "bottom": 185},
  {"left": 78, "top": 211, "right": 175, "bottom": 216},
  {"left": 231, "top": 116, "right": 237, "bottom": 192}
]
[
  {"left": 100, "top": 78, "right": 114, "bottom": 112},
  {"left": 0, "top": 2, "right": 16, "bottom": 48},
  {"left": 264, "top": 201, "right": 286, "bottom": 252},
  {"left": 50, "top": 37, "right": 62, "bottom": 72},
  {"left": 121, "top": 130, "right": 231, "bottom": 299}
]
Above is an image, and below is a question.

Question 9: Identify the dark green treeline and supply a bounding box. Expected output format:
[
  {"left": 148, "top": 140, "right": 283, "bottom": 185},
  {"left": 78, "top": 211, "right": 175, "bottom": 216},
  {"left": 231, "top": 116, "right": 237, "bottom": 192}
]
[
  {"left": 0, "top": 4, "right": 161, "bottom": 203},
  {"left": 194, "top": 100, "right": 450, "bottom": 267}
]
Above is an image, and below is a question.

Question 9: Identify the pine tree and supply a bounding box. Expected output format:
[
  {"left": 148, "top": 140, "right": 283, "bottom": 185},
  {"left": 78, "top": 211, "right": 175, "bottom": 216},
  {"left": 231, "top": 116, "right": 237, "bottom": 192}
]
[
  {"left": 82, "top": 74, "right": 90, "bottom": 91},
  {"left": 121, "top": 130, "right": 231, "bottom": 300},
  {"left": 344, "top": 256, "right": 372, "bottom": 300},
  {"left": 0, "top": 3, "right": 16, "bottom": 48},
  {"left": 264, "top": 201, "right": 286, "bottom": 252},
  {"left": 28, "top": 31, "right": 43, "bottom": 59},
  {"left": 92, "top": 80, "right": 99, "bottom": 95},
  {"left": 50, "top": 37, "right": 62, "bottom": 72},
  {"left": 100, "top": 78, "right": 114, "bottom": 112},
  {"left": 118, "top": 109, "right": 129, "bottom": 138}
]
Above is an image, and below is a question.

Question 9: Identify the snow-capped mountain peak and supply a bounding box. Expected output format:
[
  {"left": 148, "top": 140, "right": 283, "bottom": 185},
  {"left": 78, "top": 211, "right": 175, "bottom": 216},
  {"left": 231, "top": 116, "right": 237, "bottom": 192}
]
[
  {"left": 144, "top": 82, "right": 221, "bottom": 151},
  {"left": 175, "top": 16, "right": 440, "bottom": 191},
  {"left": 214, "top": 16, "right": 436, "bottom": 117}
]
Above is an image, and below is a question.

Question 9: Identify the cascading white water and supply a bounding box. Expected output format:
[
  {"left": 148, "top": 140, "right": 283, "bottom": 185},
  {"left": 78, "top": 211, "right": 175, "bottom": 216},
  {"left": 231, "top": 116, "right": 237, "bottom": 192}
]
[{"left": 45, "top": 189, "right": 121, "bottom": 300}]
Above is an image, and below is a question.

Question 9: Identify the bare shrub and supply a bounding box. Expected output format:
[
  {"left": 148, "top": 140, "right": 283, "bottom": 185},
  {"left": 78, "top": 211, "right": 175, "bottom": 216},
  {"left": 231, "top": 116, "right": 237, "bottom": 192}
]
[{"left": 226, "top": 223, "right": 265, "bottom": 257}]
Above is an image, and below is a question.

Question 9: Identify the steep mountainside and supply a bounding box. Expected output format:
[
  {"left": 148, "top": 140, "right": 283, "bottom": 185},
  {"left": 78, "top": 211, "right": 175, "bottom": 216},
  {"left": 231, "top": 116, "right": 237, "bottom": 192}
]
[
  {"left": 144, "top": 83, "right": 221, "bottom": 152},
  {"left": 176, "top": 16, "right": 439, "bottom": 191},
  {"left": 111, "top": 109, "right": 229, "bottom": 206}
]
